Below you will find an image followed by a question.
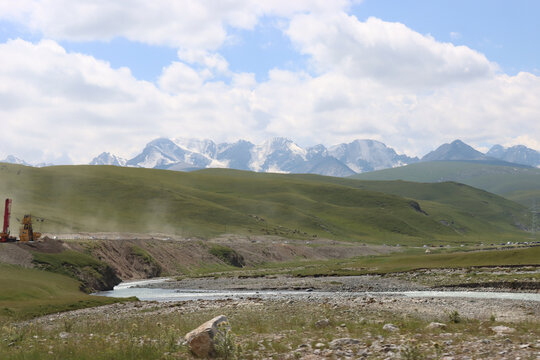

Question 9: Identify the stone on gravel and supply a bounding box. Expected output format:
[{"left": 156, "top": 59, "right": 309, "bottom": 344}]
[
  {"left": 315, "top": 319, "right": 330, "bottom": 328},
  {"left": 300, "top": 355, "right": 325, "bottom": 360},
  {"left": 382, "top": 323, "right": 399, "bottom": 332},
  {"left": 184, "top": 315, "right": 229, "bottom": 357},
  {"left": 329, "top": 338, "right": 360, "bottom": 349},
  {"left": 426, "top": 322, "right": 447, "bottom": 330},
  {"left": 490, "top": 325, "right": 516, "bottom": 335}
]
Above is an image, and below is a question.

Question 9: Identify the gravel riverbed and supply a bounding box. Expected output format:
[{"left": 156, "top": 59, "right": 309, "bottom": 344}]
[{"left": 142, "top": 274, "right": 429, "bottom": 292}]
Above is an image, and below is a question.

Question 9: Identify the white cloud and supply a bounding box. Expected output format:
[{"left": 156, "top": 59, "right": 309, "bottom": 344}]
[
  {"left": 286, "top": 14, "right": 497, "bottom": 88},
  {"left": 0, "top": 5, "right": 538, "bottom": 164},
  {"left": 177, "top": 49, "right": 230, "bottom": 75},
  {"left": 0, "top": 0, "right": 352, "bottom": 49},
  {"left": 0, "top": 39, "right": 266, "bottom": 163},
  {"left": 158, "top": 61, "right": 204, "bottom": 93}
]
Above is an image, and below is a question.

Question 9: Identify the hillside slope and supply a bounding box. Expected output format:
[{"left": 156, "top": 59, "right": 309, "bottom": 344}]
[
  {"left": 351, "top": 161, "right": 540, "bottom": 207},
  {"left": 0, "top": 164, "right": 529, "bottom": 245},
  {"left": 0, "top": 263, "right": 121, "bottom": 320}
]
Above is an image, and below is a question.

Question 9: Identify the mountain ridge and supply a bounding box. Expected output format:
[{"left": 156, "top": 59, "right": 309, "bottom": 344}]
[{"left": 3, "top": 138, "right": 539, "bottom": 176}]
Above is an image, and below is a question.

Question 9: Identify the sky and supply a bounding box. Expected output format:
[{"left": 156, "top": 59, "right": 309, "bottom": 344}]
[{"left": 0, "top": 0, "right": 539, "bottom": 165}]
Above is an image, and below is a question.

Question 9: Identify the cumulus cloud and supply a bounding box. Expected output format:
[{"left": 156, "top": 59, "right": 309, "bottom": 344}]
[
  {"left": 158, "top": 61, "right": 204, "bottom": 93},
  {"left": 287, "top": 14, "right": 497, "bottom": 88},
  {"left": 0, "top": 39, "right": 266, "bottom": 163},
  {"left": 177, "top": 49, "right": 230, "bottom": 75},
  {"left": 0, "top": 0, "right": 352, "bottom": 49},
  {"left": 0, "top": 3, "right": 538, "bottom": 164}
]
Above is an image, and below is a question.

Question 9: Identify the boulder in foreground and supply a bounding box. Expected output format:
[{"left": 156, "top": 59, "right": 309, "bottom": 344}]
[{"left": 185, "top": 315, "right": 229, "bottom": 358}]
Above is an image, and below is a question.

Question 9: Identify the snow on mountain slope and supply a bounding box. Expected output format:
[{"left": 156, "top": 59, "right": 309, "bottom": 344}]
[
  {"left": 116, "top": 137, "right": 416, "bottom": 176},
  {"left": 126, "top": 138, "right": 189, "bottom": 169},
  {"left": 1, "top": 155, "right": 31, "bottom": 166},
  {"left": 89, "top": 152, "right": 127, "bottom": 166},
  {"left": 249, "top": 137, "right": 307, "bottom": 173},
  {"left": 487, "top": 144, "right": 540, "bottom": 167},
  {"left": 172, "top": 138, "right": 217, "bottom": 159},
  {"left": 216, "top": 140, "right": 255, "bottom": 170},
  {"left": 329, "top": 139, "right": 418, "bottom": 172}
]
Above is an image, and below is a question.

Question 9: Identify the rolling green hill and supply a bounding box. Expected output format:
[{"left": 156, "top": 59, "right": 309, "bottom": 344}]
[
  {"left": 0, "top": 263, "right": 122, "bottom": 320},
  {"left": 0, "top": 163, "right": 530, "bottom": 245},
  {"left": 350, "top": 161, "right": 540, "bottom": 207}
]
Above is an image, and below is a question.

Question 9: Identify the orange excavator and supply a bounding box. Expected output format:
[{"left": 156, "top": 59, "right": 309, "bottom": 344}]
[{"left": 0, "top": 199, "right": 41, "bottom": 242}]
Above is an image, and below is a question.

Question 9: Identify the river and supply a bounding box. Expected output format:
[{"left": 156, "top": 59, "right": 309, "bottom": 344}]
[{"left": 95, "top": 278, "right": 540, "bottom": 302}]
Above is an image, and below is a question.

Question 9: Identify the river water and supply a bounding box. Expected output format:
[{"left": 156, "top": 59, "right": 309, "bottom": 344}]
[{"left": 94, "top": 278, "right": 540, "bottom": 302}]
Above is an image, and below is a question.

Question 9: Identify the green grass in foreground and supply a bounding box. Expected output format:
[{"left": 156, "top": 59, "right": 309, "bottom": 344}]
[
  {"left": 183, "top": 246, "right": 540, "bottom": 278},
  {"left": 0, "top": 264, "right": 130, "bottom": 321},
  {"left": 0, "top": 301, "right": 537, "bottom": 359}
]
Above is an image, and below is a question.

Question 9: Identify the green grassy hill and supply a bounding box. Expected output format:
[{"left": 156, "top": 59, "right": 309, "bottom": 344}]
[
  {"left": 350, "top": 161, "right": 540, "bottom": 207},
  {"left": 0, "top": 263, "right": 122, "bottom": 320},
  {"left": 0, "top": 163, "right": 530, "bottom": 245}
]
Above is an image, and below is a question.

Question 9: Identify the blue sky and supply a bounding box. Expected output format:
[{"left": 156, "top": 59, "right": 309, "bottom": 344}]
[
  {"left": 0, "top": 1, "right": 538, "bottom": 164},
  {"left": 2, "top": 1, "right": 538, "bottom": 81},
  {"left": 353, "top": 0, "right": 540, "bottom": 76},
  {"left": 0, "top": 0, "right": 540, "bottom": 81}
]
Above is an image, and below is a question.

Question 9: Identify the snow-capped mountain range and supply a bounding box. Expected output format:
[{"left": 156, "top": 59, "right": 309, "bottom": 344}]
[
  {"left": 3, "top": 138, "right": 539, "bottom": 177},
  {"left": 85, "top": 137, "right": 418, "bottom": 177}
]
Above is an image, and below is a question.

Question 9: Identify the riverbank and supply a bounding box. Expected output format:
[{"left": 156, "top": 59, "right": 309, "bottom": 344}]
[
  {"left": 141, "top": 265, "right": 540, "bottom": 293},
  {"left": 7, "top": 293, "right": 539, "bottom": 359}
]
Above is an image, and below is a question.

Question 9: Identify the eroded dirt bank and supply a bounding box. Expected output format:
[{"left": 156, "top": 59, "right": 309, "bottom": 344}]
[{"left": 1, "top": 234, "right": 399, "bottom": 291}]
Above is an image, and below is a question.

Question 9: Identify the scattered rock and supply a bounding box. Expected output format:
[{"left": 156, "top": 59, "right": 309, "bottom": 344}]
[
  {"left": 315, "top": 319, "right": 330, "bottom": 328},
  {"left": 382, "top": 323, "right": 399, "bottom": 332},
  {"left": 314, "top": 342, "right": 325, "bottom": 349},
  {"left": 58, "top": 332, "right": 70, "bottom": 339},
  {"left": 184, "top": 315, "right": 229, "bottom": 357},
  {"left": 426, "top": 322, "right": 447, "bottom": 330},
  {"left": 490, "top": 325, "right": 516, "bottom": 335},
  {"left": 329, "top": 338, "right": 360, "bottom": 349},
  {"left": 300, "top": 355, "right": 324, "bottom": 360}
]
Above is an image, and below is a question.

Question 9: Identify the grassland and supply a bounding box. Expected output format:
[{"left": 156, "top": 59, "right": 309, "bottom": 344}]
[
  {"left": 0, "top": 163, "right": 531, "bottom": 245},
  {"left": 180, "top": 245, "right": 540, "bottom": 278},
  {"left": 350, "top": 160, "right": 540, "bottom": 207},
  {"left": 0, "top": 264, "right": 126, "bottom": 321},
  {"left": 31, "top": 250, "right": 120, "bottom": 292},
  {"left": 1, "top": 296, "right": 537, "bottom": 359}
]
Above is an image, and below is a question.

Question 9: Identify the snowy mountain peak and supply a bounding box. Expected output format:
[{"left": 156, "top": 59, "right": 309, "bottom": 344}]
[
  {"left": 487, "top": 144, "right": 540, "bottom": 167},
  {"left": 329, "top": 139, "right": 418, "bottom": 173},
  {"left": 1, "top": 155, "right": 31, "bottom": 166},
  {"left": 172, "top": 138, "right": 217, "bottom": 158},
  {"left": 89, "top": 152, "right": 127, "bottom": 166},
  {"left": 249, "top": 137, "right": 307, "bottom": 172},
  {"left": 307, "top": 144, "right": 328, "bottom": 157},
  {"left": 122, "top": 136, "right": 420, "bottom": 176}
]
